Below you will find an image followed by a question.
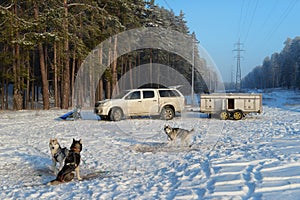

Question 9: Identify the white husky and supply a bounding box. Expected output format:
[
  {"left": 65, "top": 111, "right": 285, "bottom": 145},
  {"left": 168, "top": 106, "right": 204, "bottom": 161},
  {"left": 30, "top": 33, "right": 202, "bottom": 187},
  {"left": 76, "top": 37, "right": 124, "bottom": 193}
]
[
  {"left": 164, "top": 125, "right": 195, "bottom": 147},
  {"left": 49, "top": 139, "right": 69, "bottom": 174}
]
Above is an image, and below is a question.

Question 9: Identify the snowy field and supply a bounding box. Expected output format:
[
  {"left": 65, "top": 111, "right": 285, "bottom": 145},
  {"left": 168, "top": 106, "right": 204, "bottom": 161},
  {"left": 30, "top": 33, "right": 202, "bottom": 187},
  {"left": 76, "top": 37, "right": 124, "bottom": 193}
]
[{"left": 1, "top": 89, "right": 300, "bottom": 200}]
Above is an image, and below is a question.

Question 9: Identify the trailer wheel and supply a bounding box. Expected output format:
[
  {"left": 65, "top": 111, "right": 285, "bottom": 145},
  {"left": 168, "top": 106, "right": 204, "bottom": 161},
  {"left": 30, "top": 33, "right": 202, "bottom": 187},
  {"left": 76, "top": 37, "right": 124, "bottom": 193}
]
[
  {"left": 233, "top": 110, "right": 243, "bottom": 120},
  {"left": 219, "top": 111, "right": 229, "bottom": 120}
]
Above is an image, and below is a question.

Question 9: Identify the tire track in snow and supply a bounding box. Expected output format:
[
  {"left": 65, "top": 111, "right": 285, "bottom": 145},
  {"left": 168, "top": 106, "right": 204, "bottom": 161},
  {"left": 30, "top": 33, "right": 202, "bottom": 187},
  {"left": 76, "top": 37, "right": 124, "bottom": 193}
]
[{"left": 204, "top": 146, "right": 300, "bottom": 198}]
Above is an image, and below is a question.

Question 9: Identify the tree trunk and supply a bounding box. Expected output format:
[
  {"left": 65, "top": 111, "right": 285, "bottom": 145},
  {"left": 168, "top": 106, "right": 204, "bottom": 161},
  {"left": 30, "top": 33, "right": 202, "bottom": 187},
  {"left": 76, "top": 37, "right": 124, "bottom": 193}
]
[
  {"left": 97, "top": 79, "right": 103, "bottom": 101},
  {"left": 111, "top": 36, "right": 118, "bottom": 96},
  {"left": 62, "top": 0, "right": 70, "bottom": 109},
  {"left": 106, "top": 45, "right": 112, "bottom": 99},
  {"left": 0, "top": 67, "right": 4, "bottom": 110},
  {"left": 120, "top": 57, "right": 124, "bottom": 90},
  {"left": 106, "top": 81, "right": 111, "bottom": 99},
  {"left": 38, "top": 44, "right": 50, "bottom": 109},
  {"left": 89, "top": 52, "right": 95, "bottom": 107},
  {"left": 137, "top": 53, "right": 141, "bottom": 86},
  {"left": 12, "top": 3, "right": 23, "bottom": 110},
  {"left": 5, "top": 79, "right": 8, "bottom": 110},
  {"left": 31, "top": 53, "right": 35, "bottom": 109},
  {"left": 129, "top": 57, "right": 133, "bottom": 89},
  {"left": 53, "top": 41, "right": 59, "bottom": 108},
  {"left": 71, "top": 49, "right": 76, "bottom": 107},
  {"left": 26, "top": 52, "right": 30, "bottom": 109},
  {"left": 34, "top": 1, "right": 50, "bottom": 109},
  {"left": 98, "top": 45, "right": 103, "bottom": 100}
]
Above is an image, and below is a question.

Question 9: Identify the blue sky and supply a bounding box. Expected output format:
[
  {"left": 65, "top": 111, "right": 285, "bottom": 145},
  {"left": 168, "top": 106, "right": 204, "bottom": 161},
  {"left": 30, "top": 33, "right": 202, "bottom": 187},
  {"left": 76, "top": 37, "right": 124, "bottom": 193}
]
[{"left": 154, "top": 0, "right": 300, "bottom": 82}]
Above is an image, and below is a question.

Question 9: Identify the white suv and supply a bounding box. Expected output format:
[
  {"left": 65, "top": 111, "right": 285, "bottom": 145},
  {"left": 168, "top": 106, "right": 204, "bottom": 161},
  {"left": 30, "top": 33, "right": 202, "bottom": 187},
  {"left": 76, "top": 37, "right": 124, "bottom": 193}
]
[{"left": 94, "top": 88, "right": 185, "bottom": 121}]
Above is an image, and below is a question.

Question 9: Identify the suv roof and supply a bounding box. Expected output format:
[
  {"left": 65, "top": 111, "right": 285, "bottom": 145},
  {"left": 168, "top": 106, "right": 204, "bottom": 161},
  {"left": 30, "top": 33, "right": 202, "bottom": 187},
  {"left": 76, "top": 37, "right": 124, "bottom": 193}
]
[
  {"left": 137, "top": 85, "right": 183, "bottom": 89},
  {"left": 138, "top": 83, "right": 167, "bottom": 88}
]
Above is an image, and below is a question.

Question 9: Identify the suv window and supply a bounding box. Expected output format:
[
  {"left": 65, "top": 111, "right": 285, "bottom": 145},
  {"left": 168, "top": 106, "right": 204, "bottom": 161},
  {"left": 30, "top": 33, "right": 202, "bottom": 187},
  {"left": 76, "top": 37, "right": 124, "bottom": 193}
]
[
  {"left": 143, "top": 91, "right": 155, "bottom": 99},
  {"left": 125, "top": 91, "right": 141, "bottom": 100},
  {"left": 159, "top": 90, "right": 181, "bottom": 97}
]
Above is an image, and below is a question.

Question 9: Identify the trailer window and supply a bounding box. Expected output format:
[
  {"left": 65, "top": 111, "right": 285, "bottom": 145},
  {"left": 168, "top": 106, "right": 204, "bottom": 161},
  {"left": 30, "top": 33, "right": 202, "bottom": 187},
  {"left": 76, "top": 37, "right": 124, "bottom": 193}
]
[{"left": 228, "top": 99, "right": 234, "bottom": 109}]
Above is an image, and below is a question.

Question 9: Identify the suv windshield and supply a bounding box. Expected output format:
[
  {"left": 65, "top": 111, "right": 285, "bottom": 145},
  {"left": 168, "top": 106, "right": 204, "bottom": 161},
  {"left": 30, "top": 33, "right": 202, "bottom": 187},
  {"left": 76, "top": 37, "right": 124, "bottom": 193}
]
[{"left": 112, "top": 91, "right": 130, "bottom": 99}]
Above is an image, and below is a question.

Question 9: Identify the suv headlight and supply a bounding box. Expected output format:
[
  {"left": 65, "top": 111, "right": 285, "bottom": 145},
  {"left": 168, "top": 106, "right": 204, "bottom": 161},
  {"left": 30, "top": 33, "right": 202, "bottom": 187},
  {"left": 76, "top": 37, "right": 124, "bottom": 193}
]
[
  {"left": 102, "top": 101, "right": 110, "bottom": 106},
  {"left": 95, "top": 100, "right": 111, "bottom": 107}
]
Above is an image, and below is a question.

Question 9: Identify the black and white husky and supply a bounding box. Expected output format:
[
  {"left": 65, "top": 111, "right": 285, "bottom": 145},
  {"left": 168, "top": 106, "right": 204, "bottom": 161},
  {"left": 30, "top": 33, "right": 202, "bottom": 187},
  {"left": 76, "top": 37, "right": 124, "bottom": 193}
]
[
  {"left": 49, "top": 139, "right": 69, "bottom": 174},
  {"left": 49, "top": 139, "right": 83, "bottom": 185},
  {"left": 164, "top": 125, "right": 195, "bottom": 147}
]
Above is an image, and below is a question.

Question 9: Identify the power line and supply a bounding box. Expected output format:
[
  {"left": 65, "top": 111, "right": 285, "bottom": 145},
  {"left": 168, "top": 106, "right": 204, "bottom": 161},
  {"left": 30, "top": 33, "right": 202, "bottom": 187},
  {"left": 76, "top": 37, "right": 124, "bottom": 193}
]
[
  {"left": 162, "top": 0, "right": 172, "bottom": 10},
  {"left": 264, "top": 0, "right": 298, "bottom": 43},
  {"left": 259, "top": 0, "right": 279, "bottom": 32},
  {"left": 237, "top": 0, "right": 245, "bottom": 39},
  {"left": 240, "top": 0, "right": 252, "bottom": 41},
  {"left": 243, "top": 0, "right": 258, "bottom": 44},
  {"left": 238, "top": 0, "right": 259, "bottom": 44}
]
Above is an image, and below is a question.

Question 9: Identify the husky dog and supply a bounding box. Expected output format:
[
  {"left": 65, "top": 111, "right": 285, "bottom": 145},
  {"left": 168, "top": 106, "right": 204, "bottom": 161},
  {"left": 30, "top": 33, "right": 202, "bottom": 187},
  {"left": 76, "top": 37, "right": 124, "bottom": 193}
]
[
  {"left": 49, "top": 139, "right": 69, "bottom": 174},
  {"left": 164, "top": 125, "right": 194, "bottom": 147},
  {"left": 49, "top": 139, "right": 83, "bottom": 185}
]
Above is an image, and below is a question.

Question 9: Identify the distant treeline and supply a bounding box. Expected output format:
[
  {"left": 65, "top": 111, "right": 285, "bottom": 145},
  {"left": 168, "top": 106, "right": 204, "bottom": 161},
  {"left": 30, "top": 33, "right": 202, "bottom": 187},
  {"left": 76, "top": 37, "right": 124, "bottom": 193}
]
[
  {"left": 242, "top": 37, "right": 300, "bottom": 89},
  {"left": 0, "top": 0, "right": 212, "bottom": 110}
]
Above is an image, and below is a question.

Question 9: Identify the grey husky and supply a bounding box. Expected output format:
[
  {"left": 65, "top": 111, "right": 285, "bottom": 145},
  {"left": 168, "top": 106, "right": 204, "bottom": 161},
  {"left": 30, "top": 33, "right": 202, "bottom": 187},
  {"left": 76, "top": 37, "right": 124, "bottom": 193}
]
[
  {"left": 164, "top": 125, "right": 194, "bottom": 147},
  {"left": 49, "top": 138, "right": 69, "bottom": 174},
  {"left": 49, "top": 139, "right": 83, "bottom": 185}
]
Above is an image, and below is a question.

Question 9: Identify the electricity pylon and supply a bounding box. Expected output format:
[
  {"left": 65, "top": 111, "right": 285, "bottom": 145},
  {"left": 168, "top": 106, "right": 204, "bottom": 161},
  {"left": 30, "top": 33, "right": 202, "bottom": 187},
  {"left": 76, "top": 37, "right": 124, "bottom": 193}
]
[{"left": 233, "top": 40, "right": 244, "bottom": 91}]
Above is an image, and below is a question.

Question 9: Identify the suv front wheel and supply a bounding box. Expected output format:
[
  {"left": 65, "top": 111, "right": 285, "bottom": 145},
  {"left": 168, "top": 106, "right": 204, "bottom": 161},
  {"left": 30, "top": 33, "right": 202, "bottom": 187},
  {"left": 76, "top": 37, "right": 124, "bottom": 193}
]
[
  {"left": 110, "top": 108, "right": 123, "bottom": 121},
  {"left": 160, "top": 107, "right": 174, "bottom": 120}
]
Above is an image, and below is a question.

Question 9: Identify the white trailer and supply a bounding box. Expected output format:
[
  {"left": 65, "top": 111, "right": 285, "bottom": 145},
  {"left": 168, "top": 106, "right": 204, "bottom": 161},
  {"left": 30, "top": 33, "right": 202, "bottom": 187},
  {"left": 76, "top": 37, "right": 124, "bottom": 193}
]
[{"left": 200, "top": 93, "right": 263, "bottom": 120}]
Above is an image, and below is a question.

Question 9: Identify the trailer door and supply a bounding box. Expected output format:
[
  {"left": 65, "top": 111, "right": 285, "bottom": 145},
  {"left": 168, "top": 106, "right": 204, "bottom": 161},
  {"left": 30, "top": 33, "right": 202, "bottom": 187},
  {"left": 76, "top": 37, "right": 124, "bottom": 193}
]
[{"left": 228, "top": 99, "right": 234, "bottom": 109}]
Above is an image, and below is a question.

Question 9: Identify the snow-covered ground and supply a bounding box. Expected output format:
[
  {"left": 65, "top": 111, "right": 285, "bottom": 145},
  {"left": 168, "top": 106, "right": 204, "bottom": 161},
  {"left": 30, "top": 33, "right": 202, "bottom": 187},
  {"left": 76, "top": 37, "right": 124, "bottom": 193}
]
[{"left": 1, "top": 89, "right": 300, "bottom": 199}]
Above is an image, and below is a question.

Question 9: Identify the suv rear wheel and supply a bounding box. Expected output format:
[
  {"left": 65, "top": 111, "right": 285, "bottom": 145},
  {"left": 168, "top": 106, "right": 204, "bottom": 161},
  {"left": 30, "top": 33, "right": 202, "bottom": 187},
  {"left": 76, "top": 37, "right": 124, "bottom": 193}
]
[{"left": 160, "top": 107, "right": 174, "bottom": 120}]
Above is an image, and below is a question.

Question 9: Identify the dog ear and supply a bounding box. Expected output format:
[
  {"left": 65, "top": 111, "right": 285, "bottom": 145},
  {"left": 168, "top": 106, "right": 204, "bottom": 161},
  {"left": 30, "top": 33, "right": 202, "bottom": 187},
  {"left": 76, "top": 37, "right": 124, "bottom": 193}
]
[
  {"left": 79, "top": 139, "right": 82, "bottom": 144},
  {"left": 164, "top": 125, "right": 167, "bottom": 128}
]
